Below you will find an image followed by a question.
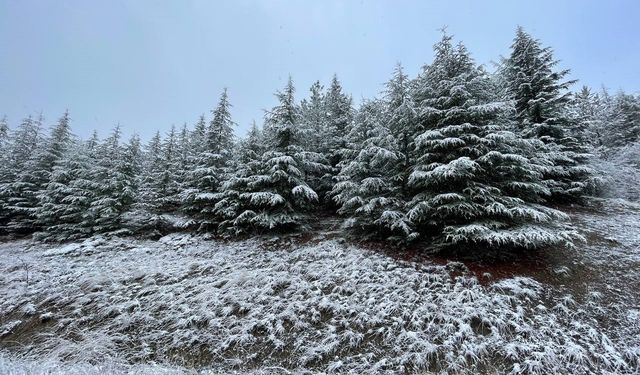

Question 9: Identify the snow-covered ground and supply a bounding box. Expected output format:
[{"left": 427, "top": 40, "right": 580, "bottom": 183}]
[{"left": 1, "top": 200, "right": 639, "bottom": 374}]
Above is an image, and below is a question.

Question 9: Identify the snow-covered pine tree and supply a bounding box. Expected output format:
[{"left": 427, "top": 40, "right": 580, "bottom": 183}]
[
  {"left": 324, "top": 75, "right": 354, "bottom": 170},
  {"left": 88, "top": 126, "right": 138, "bottom": 234},
  {"left": 190, "top": 114, "right": 208, "bottom": 157},
  {"left": 137, "top": 131, "right": 163, "bottom": 213},
  {"left": 243, "top": 121, "right": 265, "bottom": 161},
  {"left": 502, "top": 27, "right": 575, "bottom": 128},
  {"left": 0, "top": 116, "right": 41, "bottom": 230},
  {"left": 331, "top": 64, "right": 417, "bottom": 240},
  {"left": 332, "top": 98, "right": 411, "bottom": 239},
  {"left": 118, "top": 133, "right": 150, "bottom": 233},
  {"left": 133, "top": 128, "right": 185, "bottom": 233},
  {"left": 501, "top": 27, "right": 596, "bottom": 203},
  {"left": 0, "top": 115, "right": 14, "bottom": 230},
  {"left": 137, "top": 125, "right": 189, "bottom": 216},
  {"left": 570, "top": 86, "right": 602, "bottom": 146},
  {"left": 215, "top": 122, "right": 266, "bottom": 234},
  {"left": 156, "top": 125, "right": 181, "bottom": 212},
  {"left": 35, "top": 138, "right": 96, "bottom": 241},
  {"left": 5, "top": 112, "right": 71, "bottom": 233},
  {"left": 88, "top": 130, "right": 99, "bottom": 147},
  {"left": 177, "top": 115, "right": 205, "bottom": 218},
  {"left": 300, "top": 80, "right": 326, "bottom": 154},
  {"left": 298, "top": 81, "right": 335, "bottom": 198},
  {"left": 121, "top": 134, "right": 143, "bottom": 210},
  {"left": 385, "top": 63, "right": 418, "bottom": 198},
  {"left": 605, "top": 92, "right": 640, "bottom": 149},
  {"left": 218, "top": 77, "right": 323, "bottom": 234},
  {"left": 340, "top": 99, "right": 386, "bottom": 167},
  {"left": 0, "top": 116, "right": 10, "bottom": 228},
  {"left": 182, "top": 89, "right": 236, "bottom": 230},
  {"left": 407, "top": 33, "right": 576, "bottom": 251},
  {"left": 0, "top": 115, "right": 8, "bottom": 152},
  {"left": 570, "top": 87, "right": 621, "bottom": 152},
  {"left": 176, "top": 123, "right": 191, "bottom": 175}
]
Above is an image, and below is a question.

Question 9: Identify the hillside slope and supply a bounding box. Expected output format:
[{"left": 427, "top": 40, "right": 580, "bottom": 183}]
[{"left": 1, "top": 199, "right": 639, "bottom": 374}]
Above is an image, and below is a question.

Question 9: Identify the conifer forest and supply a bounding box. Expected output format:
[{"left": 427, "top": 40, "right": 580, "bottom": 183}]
[{"left": 1, "top": 19, "right": 640, "bottom": 375}]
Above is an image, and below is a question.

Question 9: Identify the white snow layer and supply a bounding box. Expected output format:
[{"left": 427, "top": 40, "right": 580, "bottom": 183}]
[{"left": 1, "top": 209, "right": 639, "bottom": 374}]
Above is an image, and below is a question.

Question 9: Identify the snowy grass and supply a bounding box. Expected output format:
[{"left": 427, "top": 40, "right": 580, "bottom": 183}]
[{"left": 1, "top": 222, "right": 639, "bottom": 374}]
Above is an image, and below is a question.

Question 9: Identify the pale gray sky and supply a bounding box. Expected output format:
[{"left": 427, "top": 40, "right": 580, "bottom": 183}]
[{"left": 1, "top": 0, "right": 638, "bottom": 140}]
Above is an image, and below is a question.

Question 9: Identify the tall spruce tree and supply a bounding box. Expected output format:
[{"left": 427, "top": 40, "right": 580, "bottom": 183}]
[
  {"left": 215, "top": 122, "right": 266, "bottom": 234},
  {"left": 335, "top": 98, "right": 387, "bottom": 174},
  {"left": 137, "top": 126, "right": 182, "bottom": 215},
  {"left": 6, "top": 112, "right": 72, "bottom": 233},
  {"left": 183, "top": 89, "right": 236, "bottom": 230},
  {"left": 137, "top": 131, "right": 164, "bottom": 213},
  {"left": 407, "top": 34, "right": 576, "bottom": 251},
  {"left": 570, "top": 86, "right": 601, "bottom": 146},
  {"left": 332, "top": 65, "right": 417, "bottom": 240},
  {"left": 605, "top": 93, "right": 640, "bottom": 149},
  {"left": 157, "top": 125, "right": 181, "bottom": 212},
  {"left": 217, "top": 77, "right": 323, "bottom": 234},
  {"left": 35, "top": 139, "right": 96, "bottom": 241},
  {"left": 178, "top": 115, "right": 206, "bottom": 215},
  {"left": 0, "top": 115, "right": 11, "bottom": 229},
  {"left": 324, "top": 75, "right": 354, "bottom": 170},
  {"left": 89, "top": 126, "right": 137, "bottom": 234},
  {"left": 299, "top": 81, "right": 335, "bottom": 197},
  {"left": 300, "top": 80, "right": 326, "bottom": 154},
  {"left": 172, "top": 124, "right": 192, "bottom": 202},
  {"left": 0, "top": 115, "right": 8, "bottom": 152},
  {"left": 190, "top": 114, "right": 208, "bottom": 156},
  {"left": 0, "top": 116, "right": 40, "bottom": 230},
  {"left": 332, "top": 100, "right": 411, "bottom": 239},
  {"left": 385, "top": 63, "right": 417, "bottom": 197},
  {"left": 121, "top": 134, "right": 143, "bottom": 211},
  {"left": 502, "top": 27, "right": 596, "bottom": 202}
]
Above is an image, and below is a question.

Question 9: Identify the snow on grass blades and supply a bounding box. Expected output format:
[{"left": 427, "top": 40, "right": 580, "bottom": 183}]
[{"left": 0, "top": 234, "right": 637, "bottom": 374}]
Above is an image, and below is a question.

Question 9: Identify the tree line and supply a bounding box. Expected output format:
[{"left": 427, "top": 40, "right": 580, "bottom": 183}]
[{"left": 1, "top": 28, "right": 638, "bottom": 252}]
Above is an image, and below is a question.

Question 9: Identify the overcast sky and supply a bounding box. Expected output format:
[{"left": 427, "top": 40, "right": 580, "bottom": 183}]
[{"left": 1, "top": 0, "right": 639, "bottom": 140}]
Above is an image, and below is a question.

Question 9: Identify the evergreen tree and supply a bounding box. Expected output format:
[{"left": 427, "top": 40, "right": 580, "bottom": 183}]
[
  {"left": 0, "top": 116, "right": 11, "bottom": 227},
  {"left": 137, "top": 131, "right": 164, "bottom": 213},
  {"left": 87, "top": 130, "right": 100, "bottom": 152},
  {"left": 331, "top": 65, "right": 417, "bottom": 240},
  {"left": 6, "top": 112, "right": 72, "bottom": 233},
  {"left": 332, "top": 105, "right": 411, "bottom": 239},
  {"left": 89, "top": 126, "right": 137, "bottom": 234},
  {"left": 572, "top": 87, "right": 619, "bottom": 151},
  {"left": 35, "top": 139, "right": 96, "bottom": 241},
  {"left": 157, "top": 125, "right": 181, "bottom": 211},
  {"left": 178, "top": 115, "right": 206, "bottom": 214},
  {"left": 501, "top": 27, "right": 574, "bottom": 127},
  {"left": 407, "top": 34, "right": 575, "bottom": 251},
  {"left": 215, "top": 122, "right": 266, "bottom": 233},
  {"left": 0, "top": 115, "right": 9, "bottom": 152},
  {"left": 324, "top": 74, "right": 354, "bottom": 169},
  {"left": 300, "top": 80, "right": 326, "bottom": 154},
  {"left": 337, "top": 99, "right": 386, "bottom": 171},
  {"left": 218, "top": 77, "right": 322, "bottom": 234},
  {"left": 2, "top": 116, "right": 43, "bottom": 233},
  {"left": 183, "top": 89, "right": 236, "bottom": 229},
  {"left": 298, "top": 81, "right": 335, "bottom": 199},
  {"left": 121, "top": 134, "right": 143, "bottom": 210},
  {"left": 570, "top": 86, "right": 601, "bottom": 145},
  {"left": 384, "top": 63, "right": 417, "bottom": 197},
  {"left": 174, "top": 123, "right": 192, "bottom": 198},
  {"left": 502, "top": 27, "right": 596, "bottom": 202},
  {"left": 190, "top": 114, "right": 208, "bottom": 156},
  {"left": 605, "top": 92, "right": 640, "bottom": 149}
]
